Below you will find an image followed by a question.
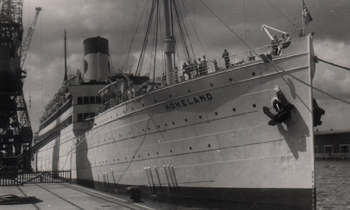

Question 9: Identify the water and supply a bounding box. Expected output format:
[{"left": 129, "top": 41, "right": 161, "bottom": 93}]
[{"left": 315, "top": 159, "right": 350, "bottom": 210}]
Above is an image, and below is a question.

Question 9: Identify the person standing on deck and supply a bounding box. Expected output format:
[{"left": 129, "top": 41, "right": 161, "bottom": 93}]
[
  {"left": 222, "top": 49, "right": 230, "bottom": 69},
  {"left": 213, "top": 59, "right": 219, "bottom": 71},
  {"left": 198, "top": 58, "right": 203, "bottom": 75},
  {"left": 193, "top": 59, "right": 199, "bottom": 77},
  {"left": 271, "top": 35, "right": 279, "bottom": 55},
  {"left": 202, "top": 55, "right": 208, "bottom": 74}
]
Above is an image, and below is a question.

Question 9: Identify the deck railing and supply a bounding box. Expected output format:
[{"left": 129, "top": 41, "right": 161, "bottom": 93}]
[{"left": 95, "top": 44, "right": 276, "bottom": 115}]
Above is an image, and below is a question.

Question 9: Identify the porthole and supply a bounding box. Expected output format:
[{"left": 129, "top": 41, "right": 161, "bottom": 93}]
[
  {"left": 172, "top": 122, "right": 175, "bottom": 125},
  {"left": 165, "top": 123, "right": 168, "bottom": 126},
  {"left": 215, "top": 112, "right": 218, "bottom": 115},
  {"left": 170, "top": 150, "right": 173, "bottom": 153},
  {"left": 142, "top": 104, "right": 145, "bottom": 107},
  {"left": 252, "top": 72, "right": 256, "bottom": 76},
  {"left": 199, "top": 115, "right": 202, "bottom": 119},
  {"left": 185, "top": 119, "right": 188, "bottom": 122},
  {"left": 148, "top": 153, "right": 150, "bottom": 156},
  {"left": 132, "top": 107, "right": 134, "bottom": 110},
  {"left": 169, "top": 95, "right": 172, "bottom": 98},
  {"left": 188, "top": 89, "right": 191, "bottom": 93},
  {"left": 148, "top": 127, "right": 151, "bottom": 130},
  {"left": 208, "top": 144, "right": 211, "bottom": 148},
  {"left": 138, "top": 155, "right": 140, "bottom": 158},
  {"left": 253, "top": 104, "right": 256, "bottom": 108},
  {"left": 210, "top": 83, "right": 213, "bottom": 87},
  {"left": 229, "top": 78, "right": 232, "bottom": 82},
  {"left": 233, "top": 108, "right": 236, "bottom": 112},
  {"left": 158, "top": 125, "right": 160, "bottom": 128},
  {"left": 114, "top": 159, "right": 115, "bottom": 161},
  {"left": 154, "top": 100, "right": 157, "bottom": 103},
  {"left": 157, "top": 152, "right": 159, "bottom": 155},
  {"left": 189, "top": 147, "right": 192, "bottom": 150},
  {"left": 125, "top": 157, "right": 127, "bottom": 160}
]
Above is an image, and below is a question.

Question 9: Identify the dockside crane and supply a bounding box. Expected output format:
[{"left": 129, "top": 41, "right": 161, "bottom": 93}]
[
  {"left": 20, "top": 7, "right": 41, "bottom": 69},
  {"left": 0, "top": 0, "right": 41, "bottom": 172}
]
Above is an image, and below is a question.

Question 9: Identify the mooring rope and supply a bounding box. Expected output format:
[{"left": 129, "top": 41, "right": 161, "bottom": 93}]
[{"left": 317, "top": 57, "right": 350, "bottom": 71}]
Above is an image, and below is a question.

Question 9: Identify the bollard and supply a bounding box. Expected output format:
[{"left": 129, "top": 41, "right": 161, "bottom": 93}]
[{"left": 126, "top": 186, "right": 142, "bottom": 202}]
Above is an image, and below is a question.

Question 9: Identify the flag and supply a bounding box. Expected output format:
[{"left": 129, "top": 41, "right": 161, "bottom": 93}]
[{"left": 302, "top": 0, "right": 313, "bottom": 25}]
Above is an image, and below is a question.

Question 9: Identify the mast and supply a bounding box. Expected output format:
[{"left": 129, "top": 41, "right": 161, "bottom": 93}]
[
  {"left": 163, "top": 0, "right": 176, "bottom": 85},
  {"left": 64, "top": 29, "right": 68, "bottom": 82}
]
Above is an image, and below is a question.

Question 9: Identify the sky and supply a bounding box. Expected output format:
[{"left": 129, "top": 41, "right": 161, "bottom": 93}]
[{"left": 20, "top": 0, "right": 350, "bottom": 132}]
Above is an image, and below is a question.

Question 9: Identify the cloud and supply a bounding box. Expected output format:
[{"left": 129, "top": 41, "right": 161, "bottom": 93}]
[{"left": 313, "top": 39, "right": 350, "bottom": 101}]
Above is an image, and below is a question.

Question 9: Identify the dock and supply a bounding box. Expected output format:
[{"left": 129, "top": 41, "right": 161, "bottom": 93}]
[{"left": 0, "top": 183, "right": 157, "bottom": 210}]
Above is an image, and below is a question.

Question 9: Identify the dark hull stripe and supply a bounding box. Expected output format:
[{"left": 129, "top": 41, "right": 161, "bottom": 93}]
[{"left": 73, "top": 179, "right": 315, "bottom": 210}]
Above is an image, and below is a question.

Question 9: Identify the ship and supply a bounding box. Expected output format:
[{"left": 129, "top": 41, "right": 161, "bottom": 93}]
[{"left": 32, "top": 1, "right": 317, "bottom": 209}]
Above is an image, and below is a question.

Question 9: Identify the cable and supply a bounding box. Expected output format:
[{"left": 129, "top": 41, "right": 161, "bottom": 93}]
[
  {"left": 181, "top": 1, "right": 208, "bottom": 59},
  {"left": 266, "top": 0, "right": 301, "bottom": 32},
  {"left": 121, "top": 1, "right": 149, "bottom": 72},
  {"left": 317, "top": 57, "right": 350, "bottom": 71},
  {"left": 199, "top": 0, "right": 253, "bottom": 51},
  {"left": 200, "top": 0, "right": 348, "bottom": 107},
  {"left": 267, "top": 56, "right": 350, "bottom": 106}
]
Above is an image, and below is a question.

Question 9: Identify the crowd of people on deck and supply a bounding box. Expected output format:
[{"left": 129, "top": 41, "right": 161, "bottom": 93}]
[
  {"left": 171, "top": 33, "right": 291, "bottom": 83},
  {"left": 181, "top": 55, "right": 209, "bottom": 79},
  {"left": 271, "top": 33, "right": 291, "bottom": 55}
]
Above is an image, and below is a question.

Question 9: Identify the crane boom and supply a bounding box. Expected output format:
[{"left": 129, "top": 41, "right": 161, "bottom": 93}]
[
  {"left": 261, "top": 24, "right": 289, "bottom": 41},
  {"left": 20, "top": 7, "right": 41, "bottom": 68}
]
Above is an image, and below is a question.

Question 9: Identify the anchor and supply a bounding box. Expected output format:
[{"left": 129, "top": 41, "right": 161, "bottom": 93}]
[{"left": 263, "top": 86, "right": 294, "bottom": 126}]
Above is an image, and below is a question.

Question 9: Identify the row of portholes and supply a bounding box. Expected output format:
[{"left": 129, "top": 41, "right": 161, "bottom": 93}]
[
  {"left": 92, "top": 105, "right": 259, "bottom": 146},
  {"left": 229, "top": 72, "right": 256, "bottom": 83},
  {"left": 92, "top": 104, "right": 258, "bottom": 148},
  {"left": 97, "top": 73, "right": 257, "bottom": 125},
  {"left": 94, "top": 143, "right": 213, "bottom": 166}
]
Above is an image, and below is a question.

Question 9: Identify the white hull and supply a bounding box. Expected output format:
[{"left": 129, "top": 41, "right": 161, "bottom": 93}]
[{"left": 35, "top": 36, "right": 315, "bottom": 209}]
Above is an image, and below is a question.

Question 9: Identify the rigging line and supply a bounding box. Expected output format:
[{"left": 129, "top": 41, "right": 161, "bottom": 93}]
[
  {"left": 119, "top": 0, "right": 126, "bottom": 68},
  {"left": 266, "top": 0, "right": 301, "bottom": 32},
  {"left": 317, "top": 58, "right": 350, "bottom": 71},
  {"left": 268, "top": 57, "right": 350, "bottom": 106},
  {"left": 121, "top": 1, "right": 148, "bottom": 72},
  {"left": 170, "top": 0, "right": 174, "bottom": 36},
  {"left": 181, "top": 1, "right": 208, "bottom": 59},
  {"left": 178, "top": 0, "right": 196, "bottom": 61},
  {"left": 153, "top": 0, "right": 159, "bottom": 82},
  {"left": 135, "top": 0, "right": 157, "bottom": 76},
  {"left": 173, "top": 9, "right": 189, "bottom": 62},
  {"left": 174, "top": 0, "right": 191, "bottom": 62},
  {"left": 114, "top": 117, "right": 153, "bottom": 186},
  {"left": 243, "top": 0, "right": 247, "bottom": 42},
  {"left": 170, "top": 0, "right": 177, "bottom": 68},
  {"left": 60, "top": 124, "right": 107, "bottom": 169},
  {"left": 199, "top": 0, "right": 254, "bottom": 51}
]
